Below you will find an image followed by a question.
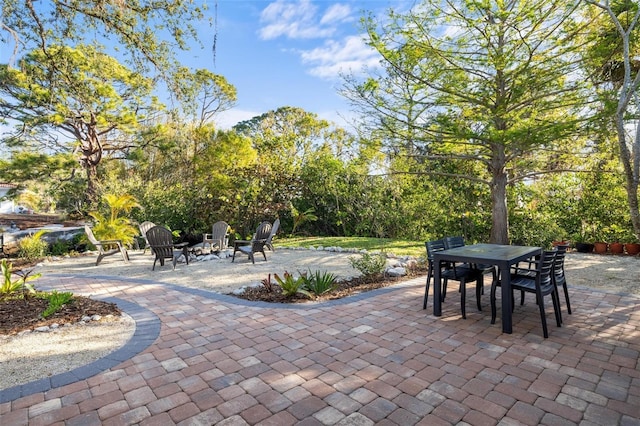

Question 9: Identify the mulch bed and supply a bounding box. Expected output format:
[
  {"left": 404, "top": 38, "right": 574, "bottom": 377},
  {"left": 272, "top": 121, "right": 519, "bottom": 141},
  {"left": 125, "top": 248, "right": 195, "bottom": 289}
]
[
  {"left": 0, "top": 296, "right": 121, "bottom": 335},
  {"left": 234, "top": 266, "right": 428, "bottom": 303}
]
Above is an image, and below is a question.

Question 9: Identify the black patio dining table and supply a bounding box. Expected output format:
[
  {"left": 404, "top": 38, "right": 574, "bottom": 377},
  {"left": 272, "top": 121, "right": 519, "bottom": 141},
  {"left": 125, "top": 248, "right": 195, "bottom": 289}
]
[{"left": 432, "top": 243, "right": 542, "bottom": 333}]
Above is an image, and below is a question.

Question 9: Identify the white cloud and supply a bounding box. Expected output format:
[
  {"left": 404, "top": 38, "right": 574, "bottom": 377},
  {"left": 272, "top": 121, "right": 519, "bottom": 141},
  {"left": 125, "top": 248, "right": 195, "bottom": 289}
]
[
  {"left": 300, "top": 35, "right": 381, "bottom": 79},
  {"left": 257, "top": 2, "right": 381, "bottom": 81},
  {"left": 259, "top": 0, "right": 336, "bottom": 40},
  {"left": 320, "top": 4, "right": 353, "bottom": 25}
]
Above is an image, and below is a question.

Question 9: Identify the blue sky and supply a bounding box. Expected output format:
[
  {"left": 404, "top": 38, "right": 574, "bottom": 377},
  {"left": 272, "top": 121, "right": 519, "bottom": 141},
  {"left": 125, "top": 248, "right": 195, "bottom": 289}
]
[
  {"left": 0, "top": 0, "right": 410, "bottom": 133},
  {"left": 186, "top": 0, "right": 410, "bottom": 129}
]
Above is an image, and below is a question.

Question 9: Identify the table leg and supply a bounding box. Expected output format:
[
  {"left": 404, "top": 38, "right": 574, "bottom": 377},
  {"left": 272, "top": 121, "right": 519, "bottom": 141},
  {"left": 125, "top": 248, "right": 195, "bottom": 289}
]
[
  {"left": 433, "top": 259, "right": 442, "bottom": 316},
  {"left": 500, "top": 261, "right": 512, "bottom": 334}
]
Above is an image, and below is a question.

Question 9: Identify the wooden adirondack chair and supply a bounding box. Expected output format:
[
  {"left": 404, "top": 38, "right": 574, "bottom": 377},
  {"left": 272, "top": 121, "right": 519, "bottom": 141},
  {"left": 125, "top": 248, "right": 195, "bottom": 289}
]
[
  {"left": 203, "top": 221, "right": 230, "bottom": 251},
  {"left": 146, "top": 225, "right": 190, "bottom": 270},
  {"left": 232, "top": 221, "right": 272, "bottom": 264},
  {"left": 84, "top": 225, "right": 129, "bottom": 266}
]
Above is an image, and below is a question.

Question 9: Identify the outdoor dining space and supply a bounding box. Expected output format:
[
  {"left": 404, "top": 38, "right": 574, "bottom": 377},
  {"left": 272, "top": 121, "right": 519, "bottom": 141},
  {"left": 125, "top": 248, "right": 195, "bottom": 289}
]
[
  {"left": 424, "top": 238, "right": 572, "bottom": 338},
  {"left": 3, "top": 260, "right": 639, "bottom": 425}
]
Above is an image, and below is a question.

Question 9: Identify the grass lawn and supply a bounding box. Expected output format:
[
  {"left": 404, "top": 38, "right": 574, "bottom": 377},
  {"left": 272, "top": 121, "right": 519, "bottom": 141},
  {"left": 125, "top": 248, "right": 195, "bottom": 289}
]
[{"left": 277, "top": 236, "right": 426, "bottom": 258}]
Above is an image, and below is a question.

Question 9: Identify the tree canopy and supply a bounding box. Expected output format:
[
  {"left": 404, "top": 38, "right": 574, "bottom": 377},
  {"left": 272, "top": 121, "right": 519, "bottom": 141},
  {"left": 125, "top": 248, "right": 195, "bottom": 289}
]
[
  {"left": 343, "top": 0, "right": 588, "bottom": 243},
  {"left": 0, "top": 44, "right": 160, "bottom": 206},
  {"left": 0, "top": 0, "right": 205, "bottom": 75}
]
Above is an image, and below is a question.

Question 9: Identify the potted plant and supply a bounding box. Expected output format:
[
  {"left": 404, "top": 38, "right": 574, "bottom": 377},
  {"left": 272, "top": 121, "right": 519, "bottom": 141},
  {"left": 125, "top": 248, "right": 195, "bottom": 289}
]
[
  {"left": 621, "top": 229, "right": 640, "bottom": 255},
  {"left": 592, "top": 228, "right": 608, "bottom": 254},
  {"left": 572, "top": 230, "right": 594, "bottom": 253},
  {"left": 605, "top": 225, "right": 625, "bottom": 254}
]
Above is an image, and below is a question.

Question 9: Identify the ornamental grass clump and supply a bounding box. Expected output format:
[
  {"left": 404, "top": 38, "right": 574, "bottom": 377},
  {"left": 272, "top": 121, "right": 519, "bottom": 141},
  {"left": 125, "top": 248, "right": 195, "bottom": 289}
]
[
  {"left": 303, "top": 270, "right": 338, "bottom": 296},
  {"left": 273, "top": 271, "right": 311, "bottom": 298}
]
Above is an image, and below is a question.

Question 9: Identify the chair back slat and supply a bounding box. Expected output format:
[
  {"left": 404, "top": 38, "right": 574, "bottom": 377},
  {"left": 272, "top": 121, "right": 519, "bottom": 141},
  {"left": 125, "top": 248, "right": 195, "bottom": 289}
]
[
  {"left": 425, "top": 239, "right": 446, "bottom": 261},
  {"left": 146, "top": 225, "right": 174, "bottom": 259},
  {"left": 444, "top": 236, "right": 465, "bottom": 249},
  {"left": 84, "top": 225, "right": 100, "bottom": 246},
  {"left": 538, "top": 250, "right": 556, "bottom": 287}
]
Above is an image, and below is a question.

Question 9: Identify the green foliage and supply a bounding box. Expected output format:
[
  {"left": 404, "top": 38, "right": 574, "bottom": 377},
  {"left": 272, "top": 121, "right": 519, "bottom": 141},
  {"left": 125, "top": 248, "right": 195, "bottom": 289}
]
[
  {"left": 41, "top": 291, "right": 74, "bottom": 318},
  {"left": 302, "top": 270, "right": 338, "bottom": 296},
  {"left": 349, "top": 252, "right": 387, "bottom": 278},
  {"left": 273, "top": 271, "right": 312, "bottom": 298},
  {"left": 0, "top": 259, "right": 40, "bottom": 297},
  {"left": 291, "top": 206, "right": 318, "bottom": 235},
  {"left": 18, "top": 230, "right": 50, "bottom": 261},
  {"left": 347, "top": 0, "right": 585, "bottom": 243},
  {"left": 49, "top": 239, "right": 71, "bottom": 256},
  {"left": 509, "top": 210, "right": 565, "bottom": 249},
  {"left": 89, "top": 192, "right": 141, "bottom": 246}
]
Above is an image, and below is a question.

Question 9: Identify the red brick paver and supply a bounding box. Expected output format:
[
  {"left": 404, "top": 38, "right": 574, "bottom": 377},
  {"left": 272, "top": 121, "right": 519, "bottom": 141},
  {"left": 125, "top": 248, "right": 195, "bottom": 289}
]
[{"left": 2, "top": 273, "right": 640, "bottom": 425}]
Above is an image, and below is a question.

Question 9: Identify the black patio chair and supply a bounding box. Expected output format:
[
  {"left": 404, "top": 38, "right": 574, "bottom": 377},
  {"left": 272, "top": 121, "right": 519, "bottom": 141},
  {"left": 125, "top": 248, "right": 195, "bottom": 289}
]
[
  {"left": 444, "top": 235, "right": 498, "bottom": 290},
  {"left": 491, "top": 250, "right": 561, "bottom": 338},
  {"left": 424, "top": 239, "right": 483, "bottom": 319},
  {"left": 515, "top": 244, "right": 572, "bottom": 316}
]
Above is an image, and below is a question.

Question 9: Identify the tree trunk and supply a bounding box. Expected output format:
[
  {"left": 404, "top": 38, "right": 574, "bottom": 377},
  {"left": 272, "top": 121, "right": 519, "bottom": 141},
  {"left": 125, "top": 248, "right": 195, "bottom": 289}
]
[
  {"left": 490, "top": 171, "right": 509, "bottom": 244},
  {"left": 489, "top": 146, "right": 509, "bottom": 244},
  {"left": 84, "top": 162, "right": 100, "bottom": 210},
  {"left": 615, "top": 116, "right": 640, "bottom": 238}
]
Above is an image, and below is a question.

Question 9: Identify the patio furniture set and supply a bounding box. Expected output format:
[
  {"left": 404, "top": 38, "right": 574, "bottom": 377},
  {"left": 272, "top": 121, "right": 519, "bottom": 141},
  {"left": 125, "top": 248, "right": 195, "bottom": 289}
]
[
  {"left": 424, "top": 236, "right": 571, "bottom": 338},
  {"left": 84, "top": 219, "right": 280, "bottom": 270}
]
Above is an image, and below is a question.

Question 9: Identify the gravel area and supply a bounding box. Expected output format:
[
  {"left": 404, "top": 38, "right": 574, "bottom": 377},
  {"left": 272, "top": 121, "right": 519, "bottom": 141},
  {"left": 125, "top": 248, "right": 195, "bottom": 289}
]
[{"left": 2, "top": 248, "right": 639, "bottom": 391}]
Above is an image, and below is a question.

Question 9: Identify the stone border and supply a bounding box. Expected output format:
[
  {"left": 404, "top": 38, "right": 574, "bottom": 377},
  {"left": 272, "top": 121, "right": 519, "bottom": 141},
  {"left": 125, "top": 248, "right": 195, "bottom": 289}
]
[{"left": 0, "top": 297, "right": 160, "bottom": 404}]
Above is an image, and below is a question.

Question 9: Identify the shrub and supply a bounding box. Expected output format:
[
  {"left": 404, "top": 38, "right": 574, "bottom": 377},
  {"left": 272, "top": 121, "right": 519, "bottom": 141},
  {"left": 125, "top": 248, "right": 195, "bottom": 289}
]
[
  {"left": 0, "top": 259, "right": 40, "bottom": 297},
  {"left": 89, "top": 193, "right": 141, "bottom": 247},
  {"left": 274, "top": 271, "right": 311, "bottom": 298},
  {"left": 349, "top": 252, "right": 387, "bottom": 278},
  {"left": 49, "top": 239, "right": 71, "bottom": 256},
  {"left": 303, "top": 270, "right": 338, "bottom": 296},
  {"left": 18, "top": 230, "right": 50, "bottom": 261},
  {"left": 41, "top": 291, "right": 74, "bottom": 318}
]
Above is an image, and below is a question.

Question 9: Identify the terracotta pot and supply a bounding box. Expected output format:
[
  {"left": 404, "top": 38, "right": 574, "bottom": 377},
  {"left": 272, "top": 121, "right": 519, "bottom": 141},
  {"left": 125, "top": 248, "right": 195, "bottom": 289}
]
[
  {"left": 609, "top": 242, "right": 624, "bottom": 254},
  {"left": 624, "top": 243, "right": 640, "bottom": 256},
  {"left": 552, "top": 241, "right": 570, "bottom": 248},
  {"left": 575, "top": 242, "right": 594, "bottom": 253},
  {"left": 593, "top": 242, "right": 608, "bottom": 254}
]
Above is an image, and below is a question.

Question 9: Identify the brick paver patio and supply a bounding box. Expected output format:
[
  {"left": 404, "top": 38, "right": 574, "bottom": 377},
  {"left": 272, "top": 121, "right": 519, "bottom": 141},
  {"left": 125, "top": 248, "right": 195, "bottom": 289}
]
[{"left": 1, "top": 273, "right": 639, "bottom": 425}]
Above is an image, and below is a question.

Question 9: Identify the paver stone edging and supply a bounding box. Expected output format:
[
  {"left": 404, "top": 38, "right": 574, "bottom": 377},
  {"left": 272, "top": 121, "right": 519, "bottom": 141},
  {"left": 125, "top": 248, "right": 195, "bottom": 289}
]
[{"left": 0, "top": 296, "right": 160, "bottom": 404}]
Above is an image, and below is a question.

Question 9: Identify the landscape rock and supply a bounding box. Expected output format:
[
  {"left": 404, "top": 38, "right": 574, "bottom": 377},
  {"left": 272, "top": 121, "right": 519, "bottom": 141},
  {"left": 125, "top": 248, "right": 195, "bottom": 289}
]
[{"left": 386, "top": 267, "right": 407, "bottom": 277}]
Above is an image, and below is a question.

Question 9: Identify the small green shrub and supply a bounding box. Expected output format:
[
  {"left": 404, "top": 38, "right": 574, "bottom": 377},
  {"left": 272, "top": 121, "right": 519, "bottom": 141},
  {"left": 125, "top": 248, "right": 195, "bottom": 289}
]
[
  {"left": 303, "top": 270, "right": 338, "bottom": 296},
  {"left": 349, "top": 252, "right": 387, "bottom": 278},
  {"left": 41, "top": 291, "right": 74, "bottom": 318},
  {"left": 18, "top": 229, "right": 50, "bottom": 261},
  {"left": 49, "top": 239, "right": 71, "bottom": 256},
  {"left": 274, "top": 271, "right": 311, "bottom": 298},
  {"left": 0, "top": 259, "right": 40, "bottom": 296}
]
